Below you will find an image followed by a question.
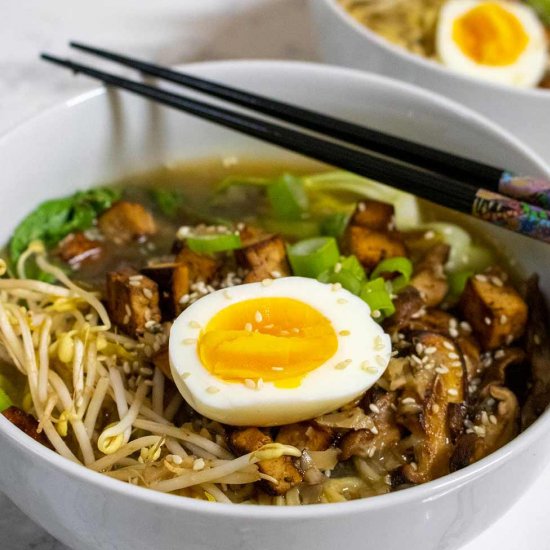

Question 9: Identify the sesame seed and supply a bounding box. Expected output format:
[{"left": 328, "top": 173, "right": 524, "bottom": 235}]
[
  {"left": 499, "top": 315, "right": 508, "bottom": 325},
  {"left": 447, "top": 388, "right": 459, "bottom": 397},
  {"left": 125, "top": 304, "right": 132, "bottom": 316},
  {"left": 494, "top": 349, "right": 505, "bottom": 359},
  {"left": 460, "top": 321, "right": 472, "bottom": 333},
  {"left": 384, "top": 475, "right": 392, "bottom": 486},
  {"left": 223, "top": 290, "right": 232, "bottom": 300},
  {"left": 370, "top": 426, "right": 379, "bottom": 435},
  {"left": 206, "top": 386, "right": 220, "bottom": 394},
  {"left": 484, "top": 317, "right": 492, "bottom": 326},
  {"left": 271, "top": 366, "right": 284, "bottom": 371},
  {"left": 188, "top": 320, "right": 201, "bottom": 329},
  {"left": 432, "top": 403, "right": 440, "bottom": 413},
  {"left": 506, "top": 334, "right": 514, "bottom": 345},
  {"left": 181, "top": 372, "right": 191, "bottom": 380},
  {"left": 448, "top": 352, "right": 459, "bottom": 360},
  {"left": 367, "top": 447, "right": 376, "bottom": 458},
  {"left": 415, "top": 343, "right": 424, "bottom": 355},
  {"left": 424, "top": 346, "right": 437, "bottom": 355},
  {"left": 143, "top": 288, "right": 153, "bottom": 300},
  {"left": 140, "top": 367, "right": 153, "bottom": 376},
  {"left": 489, "top": 414, "right": 498, "bottom": 425},
  {"left": 144, "top": 380, "right": 154, "bottom": 387},
  {"left": 337, "top": 298, "right": 348, "bottom": 304},
  {"left": 358, "top": 202, "right": 366, "bottom": 212},
  {"left": 451, "top": 361, "right": 462, "bottom": 368},
  {"left": 475, "top": 274, "right": 488, "bottom": 283},
  {"left": 410, "top": 462, "right": 418, "bottom": 471},
  {"left": 534, "top": 334, "right": 542, "bottom": 345},
  {"left": 424, "top": 230, "right": 435, "bottom": 240},
  {"left": 270, "top": 270, "right": 282, "bottom": 278},
  {"left": 257, "top": 378, "right": 264, "bottom": 390},
  {"left": 435, "top": 366, "right": 449, "bottom": 374},
  {"left": 401, "top": 397, "right": 416, "bottom": 405},
  {"left": 443, "top": 341, "right": 454, "bottom": 351},
  {"left": 182, "top": 338, "right": 197, "bottom": 345},
  {"left": 334, "top": 262, "right": 342, "bottom": 273},
  {"left": 369, "top": 404, "right": 380, "bottom": 414},
  {"left": 331, "top": 283, "right": 342, "bottom": 292},
  {"left": 255, "top": 311, "right": 263, "bottom": 323},
  {"left": 244, "top": 379, "right": 256, "bottom": 389},
  {"left": 335, "top": 359, "right": 352, "bottom": 370},
  {"left": 410, "top": 355, "right": 423, "bottom": 365},
  {"left": 375, "top": 354, "right": 386, "bottom": 367},
  {"left": 372, "top": 310, "right": 381, "bottom": 319},
  {"left": 473, "top": 425, "right": 486, "bottom": 437},
  {"left": 261, "top": 278, "right": 273, "bottom": 287},
  {"left": 481, "top": 411, "right": 489, "bottom": 425},
  {"left": 361, "top": 361, "right": 378, "bottom": 374},
  {"left": 244, "top": 323, "right": 253, "bottom": 332},
  {"left": 265, "top": 324, "right": 275, "bottom": 329},
  {"left": 339, "top": 330, "right": 351, "bottom": 336},
  {"left": 491, "top": 277, "right": 503, "bottom": 287},
  {"left": 449, "top": 328, "right": 459, "bottom": 338}
]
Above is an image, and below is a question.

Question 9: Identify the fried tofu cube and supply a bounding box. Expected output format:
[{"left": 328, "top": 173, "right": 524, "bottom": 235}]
[
  {"left": 235, "top": 234, "right": 290, "bottom": 283},
  {"left": 349, "top": 199, "right": 396, "bottom": 231},
  {"left": 57, "top": 232, "right": 102, "bottom": 266},
  {"left": 98, "top": 201, "right": 156, "bottom": 244},
  {"left": 410, "top": 243, "right": 450, "bottom": 307},
  {"left": 276, "top": 422, "right": 333, "bottom": 451},
  {"left": 175, "top": 248, "right": 219, "bottom": 283},
  {"left": 105, "top": 268, "right": 161, "bottom": 336},
  {"left": 229, "top": 427, "right": 302, "bottom": 495},
  {"left": 344, "top": 226, "right": 406, "bottom": 270},
  {"left": 141, "top": 262, "right": 190, "bottom": 320},
  {"left": 459, "top": 274, "right": 528, "bottom": 350}
]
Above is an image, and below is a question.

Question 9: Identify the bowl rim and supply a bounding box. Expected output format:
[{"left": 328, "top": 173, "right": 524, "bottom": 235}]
[
  {"left": 318, "top": 0, "right": 550, "bottom": 99},
  {"left": 0, "top": 58, "right": 549, "bottom": 520}
]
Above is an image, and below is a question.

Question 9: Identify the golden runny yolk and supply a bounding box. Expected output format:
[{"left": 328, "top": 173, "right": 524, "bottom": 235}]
[
  {"left": 197, "top": 297, "right": 338, "bottom": 388},
  {"left": 452, "top": 2, "right": 529, "bottom": 66}
]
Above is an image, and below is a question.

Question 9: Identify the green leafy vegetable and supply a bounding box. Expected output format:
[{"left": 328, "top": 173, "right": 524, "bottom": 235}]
[
  {"left": 9, "top": 187, "right": 121, "bottom": 266},
  {"left": 318, "top": 255, "right": 366, "bottom": 295},
  {"left": 447, "top": 270, "right": 474, "bottom": 302},
  {"left": 267, "top": 174, "right": 309, "bottom": 221},
  {"left": 370, "top": 257, "right": 413, "bottom": 293},
  {"left": 287, "top": 237, "right": 340, "bottom": 278},
  {"left": 360, "top": 277, "right": 395, "bottom": 320},
  {"left": 149, "top": 188, "right": 186, "bottom": 218},
  {"left": 526, "top": 0, "right": 550, "bottom": 23}
]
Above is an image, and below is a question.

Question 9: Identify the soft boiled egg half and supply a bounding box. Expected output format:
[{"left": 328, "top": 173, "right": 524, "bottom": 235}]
[
  {"left": 436, "top": 0, "right": 548, "bottom": 88},
  {"left": 169, "top": 277, "right": 391, "bottom": 426}
]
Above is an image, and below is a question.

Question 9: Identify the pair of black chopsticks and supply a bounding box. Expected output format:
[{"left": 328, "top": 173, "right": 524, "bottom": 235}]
[{"left": 42, "top": 43, "right": 550, "bottom": 244}]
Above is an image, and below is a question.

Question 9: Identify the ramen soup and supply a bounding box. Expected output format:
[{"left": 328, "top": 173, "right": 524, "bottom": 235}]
[
  {"left": 339, "top": 0, "right": 550, "bottom": 89},
  {"left": 0, "top": 159, "right": 548, "bottom": 505}
]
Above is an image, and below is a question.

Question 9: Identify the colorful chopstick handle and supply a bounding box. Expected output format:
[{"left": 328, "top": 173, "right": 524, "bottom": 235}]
[
  {"left": 498, "top": 172, "right": 550, "bottom": 209},
  {"left": 473, "top": 189, "right": 550, "bottom": 243}
]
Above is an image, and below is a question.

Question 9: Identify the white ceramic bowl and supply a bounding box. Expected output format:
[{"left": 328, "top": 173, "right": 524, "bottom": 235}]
[
  {"left": 0, "top": 60, "right": 549, "bottom": 550},
  {"left": 310, "top": 0, "right": 550, "bottom": 162}
]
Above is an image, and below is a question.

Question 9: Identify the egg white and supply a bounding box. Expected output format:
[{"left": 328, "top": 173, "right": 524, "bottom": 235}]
[
  {"left": 436, "top": 0, "right": 548, "bottom": 88},
  {"left": 169, "top": 277, "right": 391, "bottom": 426}
]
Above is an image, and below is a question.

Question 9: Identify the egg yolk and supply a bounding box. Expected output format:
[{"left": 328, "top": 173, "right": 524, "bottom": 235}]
[
  {"left": 197, "top": 297, "right": 338, "bottom": 388},
  {"left": 452, "top": 2, "right": 529, "bottom": 66}
]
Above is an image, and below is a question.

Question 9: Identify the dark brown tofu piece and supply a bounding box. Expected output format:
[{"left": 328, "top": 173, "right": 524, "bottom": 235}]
[
  {"left": 98, "top": 201, "right": 156, "bottom": 244},
  {"left": 105, "top": 268, "right": 161, "bottom": 336},
  {"left": 228, "top": 427, "right": 302, "bottom": 495},
  {"left": 235, "top": 234, "right": 290, "bottom": 283},
  {"left": 459, "top": 273, "right": 528, "bottom": 350},
  {"left": 57, "top": 232, "right": 102, "bottom": 266},
  {"left": 175, "top": 248, "right": 219, "bottom": 283},
  {"left": 349, "top": 200, "right": 396, "bottom": 231},
  {"left": 141, "top": 262, "right": 190, "bottom": 320},
  {"left": 344, "top": 226, "right": 406, "bottom": 271},
  {"left": 410, "top": 243, "right": 450, "bottom": 307},
  {"left": 276, "top": 422, "right": 333, "bottom": 451},
  {"left": 3, "top": 406, "right": 51, "bottom": 447}
]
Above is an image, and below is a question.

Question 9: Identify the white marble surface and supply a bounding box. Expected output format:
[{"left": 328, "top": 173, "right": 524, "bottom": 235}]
[{"left": 1, "top": 1, "right": 549, "bottom": 549}]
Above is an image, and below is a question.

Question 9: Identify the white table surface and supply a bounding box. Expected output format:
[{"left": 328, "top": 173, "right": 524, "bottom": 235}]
[{"left": 0, "top": 1, "right": 548, "bottom": 548}]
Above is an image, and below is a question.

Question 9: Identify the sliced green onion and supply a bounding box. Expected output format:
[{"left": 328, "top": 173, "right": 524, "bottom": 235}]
[
  {"left": 360, "top": 278, "right": 395, "bottom": 320},
  {"left": 447, "top": 270, "right": 474, "bottom": 301},
  {"left": 318, "top": 269, "right": 363, "bottom": 295},
  {"left": 262, "top": 219, "right": 320, "bottom": 240},
  {"left": 320, "top": 212, "right": 349, "bottom": 239},
  {"left": 186, "top": 233, "right": 242, "bottom": 254},
  {"left": 0, "top": 388, "right": 12, "bottom": 413},
  {"left": 267, "top": 174, "right": 309, "bottom": 221},
  {"left": 340, "top": 255, "right": 366, "bottom": 283},
  {"left": 370, "top": 257, "right": 413, "bottom": 293},
  {"left": 288, "top": 237, "right": 340, "bottom": 278}
]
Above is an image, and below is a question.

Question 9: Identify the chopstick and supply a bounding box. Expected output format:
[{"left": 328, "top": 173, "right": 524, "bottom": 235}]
[
  {"left": 40, "top": 51, "right": 550, "bottom": 245},
  {"left": 69, "top": 41, "right": 550, "bottom": 210}
]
